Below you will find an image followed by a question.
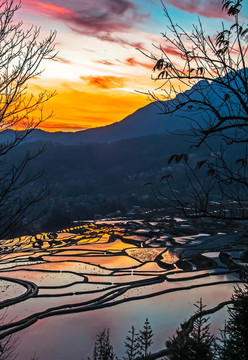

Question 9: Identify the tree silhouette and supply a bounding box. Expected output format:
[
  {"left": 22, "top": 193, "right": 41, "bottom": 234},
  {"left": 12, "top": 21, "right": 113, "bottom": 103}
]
[
  {"left": 188, "top": 299, "right": 216, "bottom": 360},
  {"left": 218, "top": 282, "right": 248, "bottom": 359},
  {"left": 123, "top": 325, "right": 139, "bottom": 360},
  {"left": 165, "top": 299, "right": 216, "bottom": 360},
  {"left": 222, "top": 0, "right": 243, "bottom": 15},
  {"left": 88, "top": 291, "right": 248, "bottom": 360},
  {"left": 0, "top": 334, "right": 17, "bottom": 360},
  {"left": 0, "top": 310, "right": 18, "bottom": 360},
  {"left": 30, "top": 353, "right": 39, "bottom": 360},
  {"left": 93, "top": 329, "right": 115, "bottom": 360},
  {"left": 142, "top": 0, "right": 248, "bottom": 219},
  {"left": 138, "top": 318, "right": 153, "bottom": 358},
  {"left": 0, "top": 0, "right": 56, "bottom": 241}
]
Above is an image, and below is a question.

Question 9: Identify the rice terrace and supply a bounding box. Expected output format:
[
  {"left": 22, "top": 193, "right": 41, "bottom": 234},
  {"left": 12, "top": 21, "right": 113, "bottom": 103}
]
[{"left": 1, "top": 217, "right": 247, "bottom": 358}]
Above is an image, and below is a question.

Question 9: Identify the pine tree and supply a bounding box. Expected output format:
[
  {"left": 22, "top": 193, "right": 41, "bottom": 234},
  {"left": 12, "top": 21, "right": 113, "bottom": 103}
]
[
  {"left": 218, "top": 283, "right": 248, "bottom": 360},
  {"left": 218, "top": 321, "right": 230, "bottom": 360},
  {"left": 93, "top": 329, "right": 115, "bottom": 360},
  {"left": 189, "top": 299, "right": 216, "bottom": 359},
  {"left": 138, "top": 318, "right": 153, "bottom": 358},
  {"left": 123, "top": 325, "right": 139, "bottom": 360},
  {"left": 166, "top": 299, "right": 216, "bottom": 360}
]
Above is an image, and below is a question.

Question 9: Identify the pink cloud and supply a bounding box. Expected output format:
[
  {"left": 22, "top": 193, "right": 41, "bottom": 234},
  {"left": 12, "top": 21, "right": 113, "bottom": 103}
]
[
  {"left": 89, "top": 32, "right": 147, "bottom": 50},
  {"left": 164, "top": 0, "right": 229, "bottom": 19},
  {"left": 23, "top": 0, "right": 72, "bottom": 16},
  {"left": 22, "top": 0, "right": 149, "bottom": 47},
  {"left": 159, "top": 45, "right": 181, "bottom": 57},
  {"left": 119, "top": 57, "right": 154, "bottom": 70}
]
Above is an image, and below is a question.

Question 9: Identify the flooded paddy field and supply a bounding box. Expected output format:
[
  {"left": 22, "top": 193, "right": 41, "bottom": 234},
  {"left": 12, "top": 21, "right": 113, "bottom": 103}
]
[{"left": 0, "top": 218, "right": 247, "bottom": 359}]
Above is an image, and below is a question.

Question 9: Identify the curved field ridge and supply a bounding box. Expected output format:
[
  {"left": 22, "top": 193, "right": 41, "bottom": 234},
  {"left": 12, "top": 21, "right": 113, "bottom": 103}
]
[
  {"left": 0, "top": 218, "right": 246, "bottom": 353},
  {"left": 0, "top": 276, "right": 38, "bottom": 309}
]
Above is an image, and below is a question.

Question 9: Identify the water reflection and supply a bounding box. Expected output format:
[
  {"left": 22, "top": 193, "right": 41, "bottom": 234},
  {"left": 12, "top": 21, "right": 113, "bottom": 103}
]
[
  {"left": 16, "top": 284, "right": 234, "bottom": 360},
  {"left": 0, "top": 220, "right": 243, "bottom": 360}
]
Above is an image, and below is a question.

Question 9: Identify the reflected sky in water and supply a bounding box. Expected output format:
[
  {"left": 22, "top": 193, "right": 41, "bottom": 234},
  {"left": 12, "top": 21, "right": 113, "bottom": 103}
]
[
  {"left": 16, "top": 282, "right": 235, "bottom": 360},
  {"left": 0, "top": 221, "right": 244, "bottom": 360}
]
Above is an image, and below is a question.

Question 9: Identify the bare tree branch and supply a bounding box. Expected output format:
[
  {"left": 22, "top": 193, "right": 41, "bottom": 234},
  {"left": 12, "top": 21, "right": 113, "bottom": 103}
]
[
  {"left": 0, "top": 0, "right": 56, "bottom": 240},
  {"left": 141, "top": 0, "right": 248, "bottom": 219}
]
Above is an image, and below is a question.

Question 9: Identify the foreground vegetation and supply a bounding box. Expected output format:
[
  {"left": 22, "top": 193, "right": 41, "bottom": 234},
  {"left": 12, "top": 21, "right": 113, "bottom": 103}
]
[{"left": 90, "top": 282, "right": 248, "bottom": 360}]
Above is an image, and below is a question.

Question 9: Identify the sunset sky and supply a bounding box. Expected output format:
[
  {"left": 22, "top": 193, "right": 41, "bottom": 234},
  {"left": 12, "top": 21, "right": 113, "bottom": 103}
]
[{"left": 17, "top": 0, "right": 248, "bottom": 132}]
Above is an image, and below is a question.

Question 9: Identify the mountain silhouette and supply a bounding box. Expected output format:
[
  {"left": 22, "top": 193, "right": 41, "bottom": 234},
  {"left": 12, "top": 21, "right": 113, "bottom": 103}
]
[{"left": 2, "top": 69, "right": 246, "bottom": 145}]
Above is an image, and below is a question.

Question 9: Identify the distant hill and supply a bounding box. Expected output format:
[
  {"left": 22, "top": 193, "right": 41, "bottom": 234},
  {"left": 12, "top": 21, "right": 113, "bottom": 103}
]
[
  {"left": 1, "top": 69, "right": 246, "bottom": 145},
  {"left": 0, "top": 100, "right": 190, "bottom": 145}
]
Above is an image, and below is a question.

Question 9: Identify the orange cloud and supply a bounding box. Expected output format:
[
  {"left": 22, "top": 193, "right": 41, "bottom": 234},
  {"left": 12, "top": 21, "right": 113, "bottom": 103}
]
[{"left": 80, "top": 76, "right": 127, "bottom": 90}]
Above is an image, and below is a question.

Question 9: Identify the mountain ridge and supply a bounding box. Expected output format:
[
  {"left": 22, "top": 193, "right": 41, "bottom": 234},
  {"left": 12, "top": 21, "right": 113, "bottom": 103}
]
[
  {"left": 1, "top": 69, "right": 245, "bottom": 145},
  {"left": 1, "top": 99, "right": 190, "bottom": 145}
]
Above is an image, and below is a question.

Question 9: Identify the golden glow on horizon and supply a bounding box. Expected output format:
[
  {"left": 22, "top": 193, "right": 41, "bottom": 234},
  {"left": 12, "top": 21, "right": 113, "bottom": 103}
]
[{"left": 29, "top": 77, "right": 153, "bottom": 132}]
